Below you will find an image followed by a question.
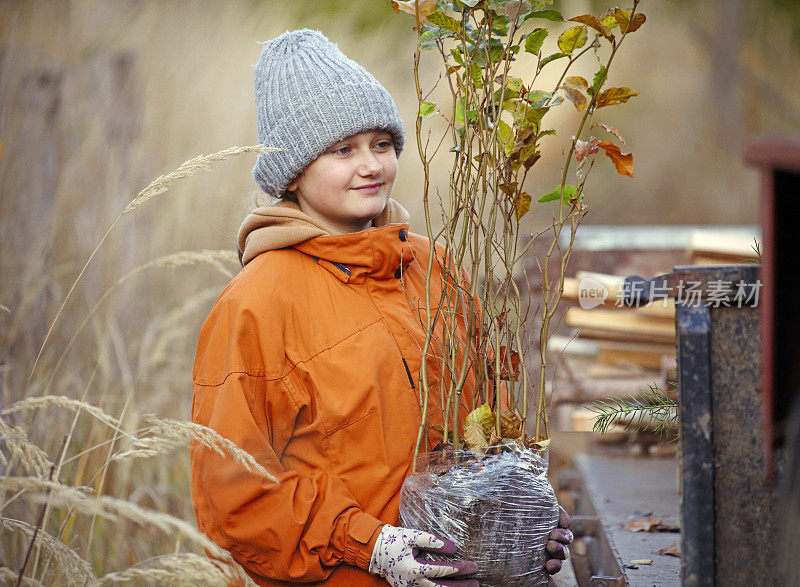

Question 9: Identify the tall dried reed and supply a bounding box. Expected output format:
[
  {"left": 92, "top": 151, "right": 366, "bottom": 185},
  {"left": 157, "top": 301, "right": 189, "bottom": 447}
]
[{"left": 1, "top": 146, "right": 276, "bottom": 584}]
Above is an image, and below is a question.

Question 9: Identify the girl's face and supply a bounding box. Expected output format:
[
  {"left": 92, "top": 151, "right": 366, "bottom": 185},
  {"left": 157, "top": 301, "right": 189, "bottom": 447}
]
[{"left": 287, "top": 130, "right": 398, "bottom": 234}]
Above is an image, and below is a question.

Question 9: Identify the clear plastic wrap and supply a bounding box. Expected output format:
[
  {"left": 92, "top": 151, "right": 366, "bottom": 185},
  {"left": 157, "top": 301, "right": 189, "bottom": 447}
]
[{"left": 399, "top": 444, "right": 559, "bottom": 586}]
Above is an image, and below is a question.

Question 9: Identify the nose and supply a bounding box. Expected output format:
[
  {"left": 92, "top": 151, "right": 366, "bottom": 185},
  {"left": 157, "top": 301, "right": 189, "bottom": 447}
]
[{"left": 358, "top": 150, "right": 383, "bottom": 177}]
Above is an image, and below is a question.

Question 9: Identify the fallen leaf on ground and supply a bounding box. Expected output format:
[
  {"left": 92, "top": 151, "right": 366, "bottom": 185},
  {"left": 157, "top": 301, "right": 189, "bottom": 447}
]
[
  {"left": 625, "top": 516, "right": 662, "bottom": 532},
  {"left": 657, "top": 541, "right": 681, "bottom": 558}
]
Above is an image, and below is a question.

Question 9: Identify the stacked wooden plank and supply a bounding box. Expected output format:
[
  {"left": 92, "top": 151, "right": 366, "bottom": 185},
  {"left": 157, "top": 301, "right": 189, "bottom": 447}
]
[
  {"left": 548, "top": 271, "right": 677, "bottom": 434},
  {"left": 543, "top": 228, "right": 759, "bottom": 436}
]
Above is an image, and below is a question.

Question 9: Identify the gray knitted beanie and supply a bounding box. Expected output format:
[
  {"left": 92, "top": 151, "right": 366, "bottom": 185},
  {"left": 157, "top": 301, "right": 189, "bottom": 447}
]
[{"left": 252, "top": 29, "right": 405, "bottom": 197}]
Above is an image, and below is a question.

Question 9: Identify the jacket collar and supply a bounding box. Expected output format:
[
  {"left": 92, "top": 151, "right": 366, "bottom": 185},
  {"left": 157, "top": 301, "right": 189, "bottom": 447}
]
[
  {"left": 293, "top": 223, "right": 415, "bottom": 282},
  {"left": 238, "top": 199, "right": 410, "bottom": 267}
]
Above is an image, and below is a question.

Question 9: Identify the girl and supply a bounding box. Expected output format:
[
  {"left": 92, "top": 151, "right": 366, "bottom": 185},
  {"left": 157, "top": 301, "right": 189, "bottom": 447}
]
[{"left": 190, "top": 29, "right": 571, "bottom": 586}]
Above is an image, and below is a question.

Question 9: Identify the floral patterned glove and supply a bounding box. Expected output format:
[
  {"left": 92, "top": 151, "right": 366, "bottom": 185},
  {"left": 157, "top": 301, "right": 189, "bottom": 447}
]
[{"left": 368, "top": 525, "right": 479, "bottom": 587}]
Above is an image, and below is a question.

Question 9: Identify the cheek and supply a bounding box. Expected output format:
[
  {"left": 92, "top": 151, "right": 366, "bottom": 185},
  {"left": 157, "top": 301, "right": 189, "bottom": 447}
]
[{"left": 383, "top": 157, "right": 399, "bottom": 184}]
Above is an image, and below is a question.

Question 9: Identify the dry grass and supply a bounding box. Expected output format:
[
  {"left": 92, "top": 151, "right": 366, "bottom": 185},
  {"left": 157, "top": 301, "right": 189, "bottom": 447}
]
[{"left": 0, "top": 143, "right": 276, "bottom": 583}]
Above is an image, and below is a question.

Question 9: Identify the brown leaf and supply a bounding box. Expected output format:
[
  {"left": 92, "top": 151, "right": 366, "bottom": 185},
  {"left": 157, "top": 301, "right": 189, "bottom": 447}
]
[
  {"left": 495, "top": 309, "right": 509, "bottom": 327},
  {"left": 626, "top": 13, "right": 646, "bottom": 33},
  {"left": 657, "top": 541, "right": 681, "bottom": 557},
  {"left": 391, "top": 0, "right": 437, "bottom": 20},
  {"left": 574, "top": 136, "right": 600, "bottom": 162},
  {"left": 598, "top": 140, "right": 634, "bottom": 177},
  {"left": 487, "top": 347, "right": 522, "bottom": 380},
  {"left": 625, "top": 516, "right": 662, "bottom": 532},
  {"left": 592, "top": 122, "right": 626, "bottom": 143},
  {"left": 565, "top": 76, "right": 589, "bottom": 91},
  {"left": 595, "top": 86, "right": 639, "bottom": 108},
  {"left": 561, "top": 84, "right": 588, "bottom": 111},
  {"left": 498, "top": 182, "right": 518, "bottom": 196},
  {"left": 500, "top": 411, "right": 523, "bottom": 438},
  {"left": 568, "top": 14, "right": 612, "bottom": 40}
]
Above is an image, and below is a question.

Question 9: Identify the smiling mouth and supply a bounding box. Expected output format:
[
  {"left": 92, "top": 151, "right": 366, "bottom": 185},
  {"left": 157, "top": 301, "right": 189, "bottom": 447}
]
[{"left": 352, "top": 182, "right": 384, "bottom": 191}]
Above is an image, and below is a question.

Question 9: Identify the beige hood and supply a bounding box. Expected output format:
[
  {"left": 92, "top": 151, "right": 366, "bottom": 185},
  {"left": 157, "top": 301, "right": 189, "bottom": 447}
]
[{"left": 237, "top": 198, "right": 410, "bottom": 266}]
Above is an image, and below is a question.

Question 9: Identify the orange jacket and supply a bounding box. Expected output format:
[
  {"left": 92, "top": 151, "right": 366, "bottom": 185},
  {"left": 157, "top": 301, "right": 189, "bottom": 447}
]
[{"left": 190, "top": 202, "right": 475, "bottom": 585}]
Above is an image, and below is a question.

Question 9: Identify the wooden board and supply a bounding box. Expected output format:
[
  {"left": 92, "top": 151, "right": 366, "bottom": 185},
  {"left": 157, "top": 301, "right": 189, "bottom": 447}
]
[
  {"left": 566, "top": 308, "right": 676, "bottom": 344},
  {"left": 548, "top": 336, "right": 675, "bottom": 370},
  {"left": 597, "top": 342, "right": 675, "bottom": 371},
  {"left": 688, "top": 229, "right": 759, "bottom": 259}
]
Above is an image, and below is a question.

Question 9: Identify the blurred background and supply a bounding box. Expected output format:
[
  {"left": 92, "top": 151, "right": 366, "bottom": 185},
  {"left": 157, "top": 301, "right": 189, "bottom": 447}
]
[{"left": 1, "top": 0, "right": 799, "bottom": 581}]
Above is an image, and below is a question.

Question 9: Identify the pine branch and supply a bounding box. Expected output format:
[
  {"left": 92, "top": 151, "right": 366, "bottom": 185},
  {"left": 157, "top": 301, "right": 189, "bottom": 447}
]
[{"left": 585, "top": 382, "right": 678, "bottom": 437}]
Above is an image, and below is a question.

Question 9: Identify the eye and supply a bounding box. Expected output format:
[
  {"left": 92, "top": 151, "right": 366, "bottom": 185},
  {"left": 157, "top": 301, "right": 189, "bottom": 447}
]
[
  {"left": 374, "top": 139, "right": 393, "bottom": 151},
  {"left": 330, "top": 144, "right": 351, "bottom": 156}
]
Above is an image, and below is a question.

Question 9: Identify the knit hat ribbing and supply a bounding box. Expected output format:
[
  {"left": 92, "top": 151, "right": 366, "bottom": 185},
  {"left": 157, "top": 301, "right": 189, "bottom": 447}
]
[{"left": 252, "top": 29, "right": 405, "bottom": 197}]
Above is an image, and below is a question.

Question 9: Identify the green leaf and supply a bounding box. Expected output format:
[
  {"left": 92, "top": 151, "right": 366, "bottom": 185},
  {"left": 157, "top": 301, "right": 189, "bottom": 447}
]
[
  {"left": 497, "top": 119, "right": 514, "bottom": 155},
  {"left": 524, "top": 28, "right": 548, "bottom": 54},
  {"left": 515, "top": 192, "right": 532, "bottom": 220},
  {"left": 417, "top": 29, "right": 441, "bottom": 48},
  {"left": 524, "top": 89, "right": 555, "bottom": 107},
  {"left": 455, "top": 100, "right": 466, "bottom": 125},
  {"left": 524, "top": 9, "right": 563, "bottom": 22},
  {"left": 469, "top": 61, "right": 484, "bottom": 88},
  {"left": 538, "top": 52, "right": 568, "bottom": 69},
  {"left": 451, "top": 48, "right": 464, "bottom": 66},
  {"left": 558, "top": 25, "right": 588, "bottom": 54},
  {"left": 590, "top": 65, "right": 607, "bottom": 96},
  {"left": 503, "top": 76, "right": 523, "bottom": 93},
  {"left": 418, "top": 101, "right": 436, "bottom": 117},
  {"left": 538, "top": 184, "right": 578, "bottom": 204},
  {"left": 427, "top": 10, "right": 461, "bottom": 32}
]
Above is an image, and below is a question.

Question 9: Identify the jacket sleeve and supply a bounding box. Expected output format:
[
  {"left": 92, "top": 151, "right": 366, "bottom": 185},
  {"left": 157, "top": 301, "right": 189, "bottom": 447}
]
[{"left": 189, "top": 296, "right": 383, "bottom": 582}]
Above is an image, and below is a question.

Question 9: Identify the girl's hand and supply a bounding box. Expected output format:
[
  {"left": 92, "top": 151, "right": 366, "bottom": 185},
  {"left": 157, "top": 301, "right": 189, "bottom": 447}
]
[
  {"left": 545, "top": 506, "right": 574, "bottom": 576},
  {"left": 369, "top": 525, "right": 479, "bottom": 587}
]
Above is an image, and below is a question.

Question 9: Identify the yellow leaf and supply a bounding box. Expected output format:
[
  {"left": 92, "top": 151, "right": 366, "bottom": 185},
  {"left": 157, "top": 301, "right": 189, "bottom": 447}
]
[
  {"left": 391, "top": 0, "right": 437, "bottom": 21},
  {"left": 557, "top": 25, "right": 588, "bottom": 54},
  {"left": 600, "top": 7, "right": 629, "bottom": 31},
  {"left": 464, "top": 403, "right": 494, "bottom": 453},
  {"left": 465, "top": 403, "right": 494, "bottom": 435}
]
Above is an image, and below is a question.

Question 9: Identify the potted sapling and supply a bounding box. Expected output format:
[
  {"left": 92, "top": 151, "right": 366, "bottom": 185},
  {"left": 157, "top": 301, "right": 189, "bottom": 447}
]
[{"left": 390, "top": 0, "right": 644, "bottom": 584}]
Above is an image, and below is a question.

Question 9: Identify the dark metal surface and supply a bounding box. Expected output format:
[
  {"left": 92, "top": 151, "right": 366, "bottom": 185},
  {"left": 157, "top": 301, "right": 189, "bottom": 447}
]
[
  {"left": 675, "top": 302, "right": 714, "bottom": 587},
  {"left": 710, "top": 306, "right": 775, "bottom": 585},
  {"left": 630, "top": 264, "right": 774, "bottom": 586}
]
